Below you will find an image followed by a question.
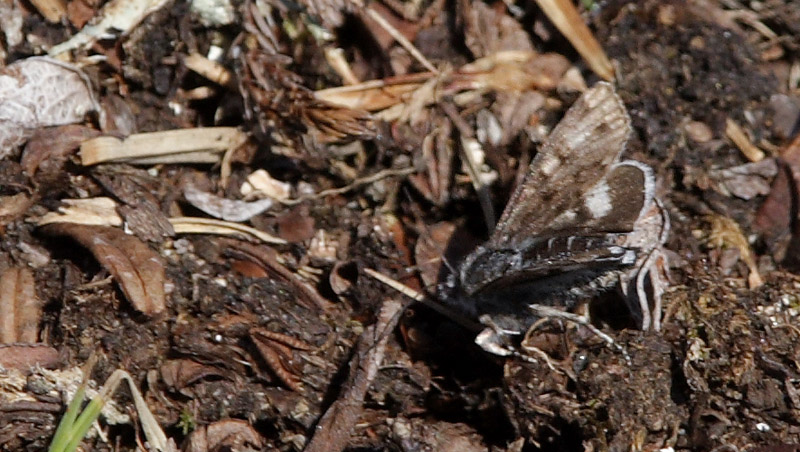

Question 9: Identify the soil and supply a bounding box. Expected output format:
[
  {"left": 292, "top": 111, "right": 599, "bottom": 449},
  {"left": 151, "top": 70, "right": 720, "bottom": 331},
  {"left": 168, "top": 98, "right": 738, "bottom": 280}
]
[{"left": 3, "top": 0, "right": 800, "bottom": 451}]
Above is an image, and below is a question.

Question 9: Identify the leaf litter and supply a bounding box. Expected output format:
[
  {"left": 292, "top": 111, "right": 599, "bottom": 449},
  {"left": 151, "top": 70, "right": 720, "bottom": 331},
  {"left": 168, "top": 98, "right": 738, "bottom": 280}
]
[{"left": 4, "top": 0, "right": 800, "bottom": 451}]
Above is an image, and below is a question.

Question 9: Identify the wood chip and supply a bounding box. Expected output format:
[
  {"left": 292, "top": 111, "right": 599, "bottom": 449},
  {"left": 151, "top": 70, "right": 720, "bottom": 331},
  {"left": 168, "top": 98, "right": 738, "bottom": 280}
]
[
  {"left": 28, "top": 0, "right": 66, "bottom": 23},
  {"left": 37, "top": 197, "right": 123, "bottom": 227},
  {"left": 726, "top": 117, "right": 766, "bottom": 162},
  {"left": 0, "top": 344, "right": 60, "bottom": 371},
  {"left": 80, "top": 127, "right": 248, "bottom": 166},
  {"left": 183, "top": 52, "right": 234, "bottom": 88},
  {"left": 40, "top": 223, "right": 167, "bottom": 315},
  {"left": 0, "top": 268, "right": 42, "bottom": 343}
]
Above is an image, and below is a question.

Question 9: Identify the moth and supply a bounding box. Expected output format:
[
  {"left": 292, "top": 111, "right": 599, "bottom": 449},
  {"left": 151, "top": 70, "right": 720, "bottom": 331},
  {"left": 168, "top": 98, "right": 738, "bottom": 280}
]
[{"left": 439, "top": 82, "right": 669, "bottom": 353}]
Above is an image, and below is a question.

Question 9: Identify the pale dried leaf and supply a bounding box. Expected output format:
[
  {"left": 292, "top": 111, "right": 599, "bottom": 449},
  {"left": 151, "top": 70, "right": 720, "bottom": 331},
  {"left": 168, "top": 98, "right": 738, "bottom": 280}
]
[
  {"left": 169, "top": 217, "right": 287, "bottom": 244},
  {"left": 0, "top": 57, "right": 98, "bottom": 158},
  {"left": 0, "top": 268, "right": 41, "bottom": 343},
  {"left": 40, "top": 223, "right": 167, "bottom": 315},
  {"left": 708, "top": 159, "right": 778, "bottom": 200},
  {"left": 48, "top": 0, "right": 170, "bottom": 55},
  {"left": 184, "top": 184, "right": 274, "bottom": 222}
]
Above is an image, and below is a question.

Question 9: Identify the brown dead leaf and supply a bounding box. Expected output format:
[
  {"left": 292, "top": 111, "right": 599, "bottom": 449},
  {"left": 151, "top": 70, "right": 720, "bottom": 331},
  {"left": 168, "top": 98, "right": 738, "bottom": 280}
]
[
  {"left": 0, "top": 268, "right": 42, "bottom": 343},
  {"left": 276, "top": 205, "right": 316, "bottom": 243},
  {"left": 40, "top": 223, "right": 166, "bottom": 315},
  {"left": 21, "top": 124, "right": 100, "bottom": 178},
  {"left": 0, "top": 193, "right": 34, "bottom": 232},
  {"left": 160, "top": 359, "right": 229, "bottom": 393},
  {"left": 221, "top": 238, "right": 330, "bottom": 310},
  {"left": 250, "top": 328, "right": 312, "bottom": 392}
]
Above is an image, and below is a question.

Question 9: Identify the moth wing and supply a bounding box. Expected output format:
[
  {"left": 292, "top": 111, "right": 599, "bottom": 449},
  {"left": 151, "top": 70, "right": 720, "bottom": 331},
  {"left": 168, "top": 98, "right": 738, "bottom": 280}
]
[
  {"left": 488, "top": 82, "right": 633, "bottom": 249},
  {"left": 460, "top": 234, "right": 634, "bottom": 296}
]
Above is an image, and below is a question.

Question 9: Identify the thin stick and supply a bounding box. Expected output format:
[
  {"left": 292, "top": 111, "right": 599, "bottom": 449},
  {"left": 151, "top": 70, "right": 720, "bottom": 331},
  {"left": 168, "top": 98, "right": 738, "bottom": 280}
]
[{"left": 363, "top": 6, "right": 438, "bottom": 74}]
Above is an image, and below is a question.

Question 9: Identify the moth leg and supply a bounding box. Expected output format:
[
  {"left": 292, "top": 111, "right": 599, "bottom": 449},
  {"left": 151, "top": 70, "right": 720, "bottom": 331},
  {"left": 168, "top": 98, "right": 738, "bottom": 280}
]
[
  {"left": 635, "top": 247, "right": 671, "bottom": 331},
  {"left": 527, "top": 304, "right": 631, "bottom": 365},
  {"left": 475, "top": 315, "right": 520, "bottom": 356}
]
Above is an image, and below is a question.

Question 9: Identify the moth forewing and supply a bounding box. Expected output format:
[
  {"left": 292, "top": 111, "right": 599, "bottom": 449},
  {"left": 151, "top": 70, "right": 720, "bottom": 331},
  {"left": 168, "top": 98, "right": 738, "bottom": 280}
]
[{"left": 489, "top": 81, "right": 633, "bottom": 247}]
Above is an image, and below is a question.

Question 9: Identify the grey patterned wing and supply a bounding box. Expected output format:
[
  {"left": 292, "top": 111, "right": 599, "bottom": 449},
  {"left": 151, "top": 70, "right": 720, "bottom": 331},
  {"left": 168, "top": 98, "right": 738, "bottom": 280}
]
[{"left": 488, "top": 82, "right": 634, "bottom": 249}]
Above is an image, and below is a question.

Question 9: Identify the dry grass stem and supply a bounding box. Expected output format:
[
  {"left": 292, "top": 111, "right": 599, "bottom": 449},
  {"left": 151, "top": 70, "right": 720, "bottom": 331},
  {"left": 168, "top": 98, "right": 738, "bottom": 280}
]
[{"left": 533, "top": 0, "right": 614, "bottom": 81}]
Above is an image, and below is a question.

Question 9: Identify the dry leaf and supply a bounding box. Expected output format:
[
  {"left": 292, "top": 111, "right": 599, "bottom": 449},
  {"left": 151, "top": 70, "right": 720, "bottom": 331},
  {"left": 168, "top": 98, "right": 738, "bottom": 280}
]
[
  {"left": 708, "top": 159, "right": 778, "bottom": 200},
  {"left": 0, "top": 193, "right": 34, "bottom": 231},
  {"left": 276, "top": 206, "right": 316, "bottom": 243},
  {"left": 0, "top": 268, "right": 42, "bottom": 343},
  {"left": 40, "top": 223, "right": 167, "bottom": 315},
  {"left": 0, "top": 57, "right": 98, "bottom": 158}
]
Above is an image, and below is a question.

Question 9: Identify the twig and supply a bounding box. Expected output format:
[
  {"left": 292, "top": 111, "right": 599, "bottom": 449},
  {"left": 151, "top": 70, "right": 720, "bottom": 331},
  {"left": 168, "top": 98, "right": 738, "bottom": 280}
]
[
  {"left": 303, "top": 298, "right": 404, "bottom": 452},
  {"left": 281, "top": 167, "right": 416, "bottom": 205},
  {"left": 362, "top": 6, "right": 438, "bottom": 74}
]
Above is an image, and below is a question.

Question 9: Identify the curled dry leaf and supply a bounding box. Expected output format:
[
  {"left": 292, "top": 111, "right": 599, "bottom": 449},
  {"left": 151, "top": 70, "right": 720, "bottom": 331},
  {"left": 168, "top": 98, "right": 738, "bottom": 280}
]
[
  {"left": 0, "top": 57, "right": 98, "bottom": 158},
  {"left": 40, "top": 223, "right": 167, "bottom": 315},
  {"left": 706, "top": 215, "right": 763, "bottom": 289},
  {"left": 183, "top": 184, "right": 274, "bottom": 222},
  {"left": 0, "top": 267, "right": 42, "bottom": 343},
  {"left": 160, "top": 359, "right": 229, "bottom": 393},
  {"left": 185, "top": 419, "right": 262, "bottom": 452}
]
